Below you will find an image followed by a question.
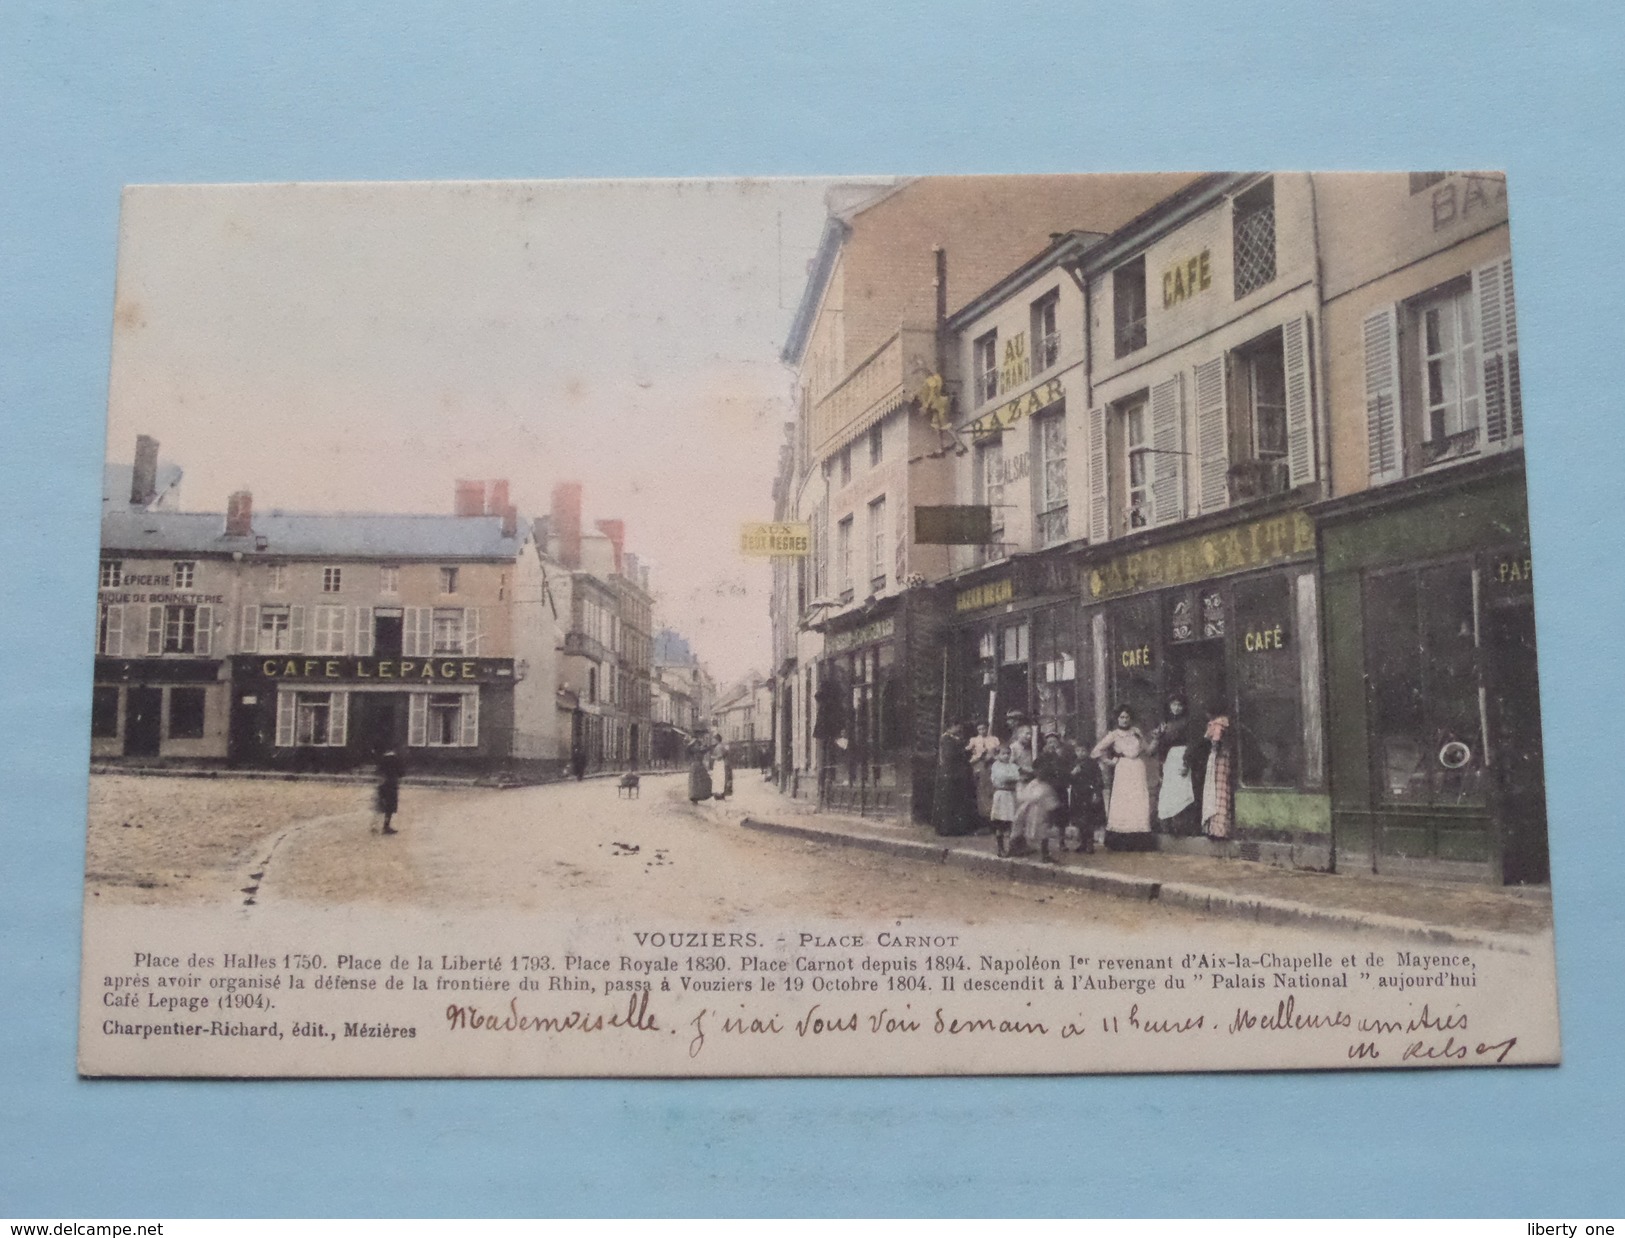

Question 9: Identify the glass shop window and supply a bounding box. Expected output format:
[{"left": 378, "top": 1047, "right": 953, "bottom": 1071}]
[{"left": 1231, "top": 574, "right": 1302, "bottom": 787}]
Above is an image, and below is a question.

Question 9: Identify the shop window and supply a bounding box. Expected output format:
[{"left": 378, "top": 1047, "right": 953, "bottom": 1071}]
[
  {"left": 280, "top": 690, "right": 347, "bottom": 747},
  {"left": 1123, "top": 399, "right": 1150, "bottom": 530},
  {"left": 96, "top": 603, "right": 124, "bottom": 655},
  {"left": 1035, "top": 605, "right": 1079, "bottom": 739},
  {"left": 836, "top": 515, "right": 854, "bottom": 600},
  {"left": 1232, "top": 574, "right": 1302, "bottom": 787},
  {"left": 1109, "top": 596, "right": 1162, "bottom": 731},
  {"left": 168, "top": 687, "right": 206, "bottom": 739},
  {"left": 868, "top": 421, "right": 883, "bottom": 466},
  {"left": 1364, "top": 563, "right": 1485, "bottom": 806},
  {"left": 974, "top": 330, "right": 999, "bottom": 404},
  {"left": 99, "top": 559, "right": 122, "bottom": 589},
  {"left": 91, "top": 686, "right": 119, "bottom": 738},
  {"left": 1229, "top": 330, "right": 1291, "bottom": 501},
  {"left": 408, "top": 691, "right": 479, "bottom": 748},
  {"left": 379, "top": 565, "right": 399, "bottom": 594},
  {"left": 1002, "top": 622, "right": 1029, "bottom": 665},
  {"left": 1035, "top": 409, "right": 1068, "bottom": 547},
  {"left": 1233, "top": 178, "right": 1276, "bottom": 299},
  {"left": 440, "top": 566, "right": 459, "bottom": 595},
  {"left": 1113, "top": 257, "right": 1147, "bottom": 357},
  {"left": 867, "top": 495, "right": 887, "bottom": 590},
  {"left": 322, "top": 566, "right": 343, "bottom": 594},
  {"left": 974, "top": 437, "right": 1006, "bottom": 564},
  {"left": 173, "top": 560, "right": 196, "bottom": 590},
  {"left": 1032, "top": 292, "right": 1061, "bottom": 372},
  {"left": 259, "top": 605, "right": 294, "bottom": 653}
]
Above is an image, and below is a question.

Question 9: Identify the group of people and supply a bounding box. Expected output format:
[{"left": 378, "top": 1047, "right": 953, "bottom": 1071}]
[
  {"left": 686, "top": 733, "right": 734, "bottom": 803},
  {"left": 934, "top": 696, "right": 1236, "bottom": 861}
]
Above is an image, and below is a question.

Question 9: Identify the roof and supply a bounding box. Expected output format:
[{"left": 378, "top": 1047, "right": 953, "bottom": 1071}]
[
  {"left": 101, "top": 509, "right": 521, "bottom": 560},
  {"left": 779, "top": 181, "right": 909, "bottom": 367},
  {"left": 942, "top": 230, "right": 1106, "bottom": 331},
  {"left": 1076, "top": 173, "right": 1255, "bottom": 278}
]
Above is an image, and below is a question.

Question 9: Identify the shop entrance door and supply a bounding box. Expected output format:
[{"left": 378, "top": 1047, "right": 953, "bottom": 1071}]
[
  {"left": 353, "top": 694, "right": 403, "bottom": 760},
  {"left": 124, "top": 686, "right": 162, "bottom": 757},
  {"left": 1170, "top": 640, "right": 1227, "bottom": 723},
  {"left": 1486, "top": 601, "right": 1549, "bottom": 885}
]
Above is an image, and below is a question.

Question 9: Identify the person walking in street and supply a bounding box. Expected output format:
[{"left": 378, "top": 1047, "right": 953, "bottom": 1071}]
[
  {"left": 966, "top": 721, "right": 999, "bottom": 828},
  {"left": 1150, "top": 695, "right": 1200, "bottom": 837},
  {"left": 1091, "top": 706, "right": 1157, "bottom": 851},
  {"left": 375, "top": 748, "right": 403, "bottom": 836},
  {"left": 932, "top": 722, "right": 976, "bottom": 836},
  {"left": 988, "top": 745, "right": 1021, "bottom": 855}
]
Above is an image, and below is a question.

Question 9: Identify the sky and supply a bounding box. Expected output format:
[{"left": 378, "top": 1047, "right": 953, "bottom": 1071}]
[{"left": 104, "top": 177, "right": 883, "bottom": 683}]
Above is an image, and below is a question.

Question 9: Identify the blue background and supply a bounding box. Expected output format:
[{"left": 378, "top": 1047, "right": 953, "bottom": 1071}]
[{"left": 3, "top": 0, "right": 1622, "bottom": 1218}]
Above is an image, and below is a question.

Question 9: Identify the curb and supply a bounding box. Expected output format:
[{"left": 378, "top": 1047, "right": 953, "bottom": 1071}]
[{"left": 737, "top": 815, "right": 1539, "bottom": 954}]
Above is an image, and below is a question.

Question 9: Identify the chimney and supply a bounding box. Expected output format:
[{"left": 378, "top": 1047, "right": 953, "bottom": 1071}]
[
  {"left": 130, "top": 435, "right": 159, "bottom": 507},
  {"left": 454, "top": 480, "right": 487, "bottom": 517},
  {"left": 595, "top": 519, "right": 625, "bottom": 576},
  {"left": 486, "top": 479, "right": 510, "bottom": 516},
  {"left": 225, "top": 490, "right": 254, "bottom": 538},
  {"left": 552, "top": 482, "right": 583, "bottom": 568}
]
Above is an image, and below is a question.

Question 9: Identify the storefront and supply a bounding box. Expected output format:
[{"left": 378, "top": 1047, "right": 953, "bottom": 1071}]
[
  {"left": 227, "top": 653, "right": 517, "bottom": 773},
  {"left": 1081, "top": 506, "right": 1329, "bottom": 855},
  {"left": 91, "top": 657, "right": 230, "bottom": 763},
  {"left": 1317, "top": 455, "right": 1547, "bottom": 884}
]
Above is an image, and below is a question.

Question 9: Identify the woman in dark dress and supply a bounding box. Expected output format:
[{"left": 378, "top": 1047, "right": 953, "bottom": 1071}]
[
  {"left": 686, "top": 736, "right": 713, "bottom": 803},
  {"left": 1150, "top": 695, "right": 1201, "bottom": 837},
  {"left": 932, "top": 723, "right": 977, "bottom": 836},
  {"left": 375, "top": 749, "right": 403, "bottom": 835}
]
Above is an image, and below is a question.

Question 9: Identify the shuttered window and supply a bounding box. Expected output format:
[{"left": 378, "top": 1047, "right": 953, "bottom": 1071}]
[
  {"left": 1193, "top": 355, "right": 1229, "bottom": 513},
  {"left": 1475, "top": 256, "right": 1522, "bottom": 447},
  {"left": 1362, "top": 305, "right": 1402, "bottom": 485},
  {"left": 1148, "top": 375, "right": 1185, "bottom": 527},
  {"left": 1087, "top": 404, "right": 1108, "bottom": 542},
  {"left": 97, "top": 603, "right": 124, "bottom": 656},
  {"left": 313, "top": 605, "right": 347, "bottom": 655},
  {"left": 354, "top": 607, "right": 375, "bottom": 656}
]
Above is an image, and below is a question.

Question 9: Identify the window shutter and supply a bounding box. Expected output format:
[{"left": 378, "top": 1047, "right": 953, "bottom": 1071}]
[
  {"left": 1149, "top": 374, "right": 1185, "bottom": 526},
  {"left": 195, "top": 604, "right": 213, "bottom": 655},
  {"left": 337, "top": 606, "right": 350, "bottom": 655},
  {"left": 240, "top": 605, "right": 258, "bottom": 654},
  {"left": 289, "top": 606, "right": 306, "bottom": 654},
  {"left": 466, "top": 607, "right": 482, "bottom": 656},
  {"left": 1476, "top": 257, "right": 1522, "bottom": 446},
  {"left": 1193, "top": 355, "right": 1229, "bottom": 513},
  {"left": 147, "top": 604, "right": 164, "bottom": 655},
  {"left": 354, "top": 608, "right": 374, "bottom": 656},
  {"left": 1362, "top": 304, "right": 1402, "bottom": 485},
  {"left": 1283, "top": 314, "right": 1316, "bottom": 487},
  {"left": 1087, "top": 405, "right": 1108, "bottom": 542},
  {"left": 408, "top": 692, "right": 428, "bottom": 747},
  {"left": 106, "top": 604, "right": 124, "bottom": 656},
  {"left": 402, "top": 608, "right": 420, "bottom": 657},
  {"left": 275, "top": 692, "right": 295, "bottom": 747},
  {"left": 329, "top": 692, "right": 348, "bottom": 748},
  {"left": 460, "top": 691, "right": 480, "bottom": 748}
]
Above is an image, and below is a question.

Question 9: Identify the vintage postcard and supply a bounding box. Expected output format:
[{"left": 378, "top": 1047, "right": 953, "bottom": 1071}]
[{"left": 79, "top": 173, "right": 1558, "bottom": 1076}]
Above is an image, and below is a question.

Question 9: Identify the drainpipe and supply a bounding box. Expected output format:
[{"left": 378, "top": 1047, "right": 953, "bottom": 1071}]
[{"left": 1307, "top": 171, "right": 1333, "bottom": 494}]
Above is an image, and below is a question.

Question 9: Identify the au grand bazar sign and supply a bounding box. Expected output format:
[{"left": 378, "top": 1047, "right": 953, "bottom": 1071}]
[
  {"left": 233, "top": 655, "right": 515, "bottom": 684},
  {"left": 1087, "top": 511, "right": 1315, "bottom": 601}
]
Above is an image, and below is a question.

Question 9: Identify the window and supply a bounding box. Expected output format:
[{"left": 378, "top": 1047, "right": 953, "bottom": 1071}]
[
  {"left": 163, "top": 605, "right": 199, "bottom": 653},
  {"left": 168, "top": 687, "right": 206, "bottom": 739},
  {"left": 295, "top": 692, "right": 338, "bottom": 745},
  {"left": 587, "top": 666, "right": 598, "bottom": 704},
  {"left": 426, "top": 694, "right": 469, "bottom": 746},
  {"left": 1364, "top": 563, "right": 1485, "bottom": 806},
  {"left": 867, "top": 495, "right": 887, "bottom": 590},
  {"left": 974, "top": 330, "right": 999, "bottom": 404},
  {"left": 322, "top": 566, "right": 342, "bottom": 593},
  {"left": 836, "top": 515, "right": 854, "bottom": 599},
  {"left": 440, "top": 566, "right": 459, "bottom": 594},
  {"left": 1225, "top": 331, "right": 1293, "bottom": 503},
  {"left": 99, "top": 560, "right": 122, "bottom": 589},
  {"left": 313, "top": 605, "right": 347, "bottom": 655},
  {"left": 1233, "top": 178, "right": 1276, "bottom": 299},
  {"left": 96, "top": 603, "right": 123, "bottom": 655},
  {"left": 810, "top": 502, "right": 828, "bottom": 603},
  {"left": 1001, "top": 622, "right": 1029, "bottom": 665},
  {"left": 1417, "top": 285, "right": 1482, "bottom": 466},
  {"left": 379, "top": 565, "right": 399, "bottom": 594},
  {"left": 91, "top": 686, "right": 119, "bottom": 738},
  {"left": 1113, "top": 257, "right": 1147, "bottom": 357},
  {"left": 1031, "top": 293, "right": 1061, "bottom": 372},
  {"left": 173, "top": 561, "right": 196, "bottom": 590},
  {"left": 268, "top": 564, "right": 287, "bottom": 593},
  {"left": 868, "top": 421, "right": 883, "bottom": 466},
  {"left": 1035, "top": 409, "right": 1068, "bottom": 547},
  {"left": 432, "top": 608, "right": 465, "bottom": 655},
  {"left": 259, "top": 604, "right": 293, "bottom": 653},
  {"left": 838, "top": 446, "right": 852, "bottom": 487},
  {"left": 1124, "top": 400, "right": 1150, "bottom": 529},
  {"left": 974, "top": 437, "right": 1006, "bottom": 563},
  {"left": 1231, "top": 574, "right": 1302, "bottom": 787}
]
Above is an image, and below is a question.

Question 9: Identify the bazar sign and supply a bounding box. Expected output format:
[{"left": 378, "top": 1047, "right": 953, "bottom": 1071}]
[
  {"left": 825, "top": 617, "right": 896, "bottom": 654},
  {"left": 739, "top": 522, "right": 811, "bottom": 556},
  {"left": 963, "top": 378, "right": 1064, "bottom": 438},
  {"left": 1087, "top": 512, "right": 1314, "bottom": 600},
  {"left": 236, "top": 655, "right": 514, "bottom": 683},
  {"left": 955, "top": 577, "right": 1014, "bottom": 613}
]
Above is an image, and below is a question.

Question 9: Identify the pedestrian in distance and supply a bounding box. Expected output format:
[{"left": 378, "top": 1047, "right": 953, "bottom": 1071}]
[
  {"left": 1091, "top": 705, "right": 1158, "bottom": 852},
  {"left": 375, "top": 748, "right": 403, "bottom": 836}
]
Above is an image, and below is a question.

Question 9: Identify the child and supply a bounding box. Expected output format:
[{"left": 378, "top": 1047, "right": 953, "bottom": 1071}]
[{"left": 988, "top": 746, "right": 1020, "bottom": 856}]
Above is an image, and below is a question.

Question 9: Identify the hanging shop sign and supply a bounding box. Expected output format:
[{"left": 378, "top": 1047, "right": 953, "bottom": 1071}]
[
  {"left": 1086, "top": 511, "right": 1315, "bottom": 601},
  {"left": 962, "top": 378, "right": 1064, "bottom": 439},
  {"left": 914, "top": 505, "right": 993, "bottom": 545},
  {"left": 955, "top": 577, "right": 1014, "bottom": 613},
  {"left": 739, "top": 523, "right": 811, "bottom": 557}
]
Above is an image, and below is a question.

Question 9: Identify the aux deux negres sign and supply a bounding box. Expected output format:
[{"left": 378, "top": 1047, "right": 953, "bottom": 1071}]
[{"left": 232, "top": 655, "right": 515, "bottom": 684}]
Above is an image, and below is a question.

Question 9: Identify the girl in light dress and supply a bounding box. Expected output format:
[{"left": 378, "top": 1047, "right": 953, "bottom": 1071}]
[{"left": 988, "top": 746, "right": 1021, "bottom": 856}]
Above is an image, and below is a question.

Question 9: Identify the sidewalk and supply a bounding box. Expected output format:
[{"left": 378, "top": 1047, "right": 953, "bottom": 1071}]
[{"left": 710, "top": 774, "right": 1553, "bottom": 949}]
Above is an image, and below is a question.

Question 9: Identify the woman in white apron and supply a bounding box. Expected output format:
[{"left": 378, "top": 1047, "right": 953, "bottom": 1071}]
[
  {"left": 1090, "top": 706, "right": 1157, "bottom": 851},
  {"left": 1151, "top": 695, "right": 1200, "bottom": 836}
]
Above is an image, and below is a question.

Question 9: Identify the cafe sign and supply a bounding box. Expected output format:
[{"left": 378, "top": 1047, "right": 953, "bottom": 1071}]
[
  {"left": 1087, "top": 512, "right": 1314, "bottom": 601},
  {"left": 234, "top": 655, "right": 515, "bottom": 684}
]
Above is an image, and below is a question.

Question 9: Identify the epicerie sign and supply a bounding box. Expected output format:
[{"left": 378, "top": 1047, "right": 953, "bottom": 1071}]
[{"left": 739, "top": 522, "right": 811, "bottom": 557}]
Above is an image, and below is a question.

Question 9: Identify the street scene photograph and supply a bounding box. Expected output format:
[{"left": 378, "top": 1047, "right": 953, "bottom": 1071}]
[{"left": 79, "top": 173, "right": 1560, "bottom": 1077}]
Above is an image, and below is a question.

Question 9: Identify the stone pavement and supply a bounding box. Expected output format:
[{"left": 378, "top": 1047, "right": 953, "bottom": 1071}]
[{"left": 709, "top": 772, "right": 1554, "bottom": 949}]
